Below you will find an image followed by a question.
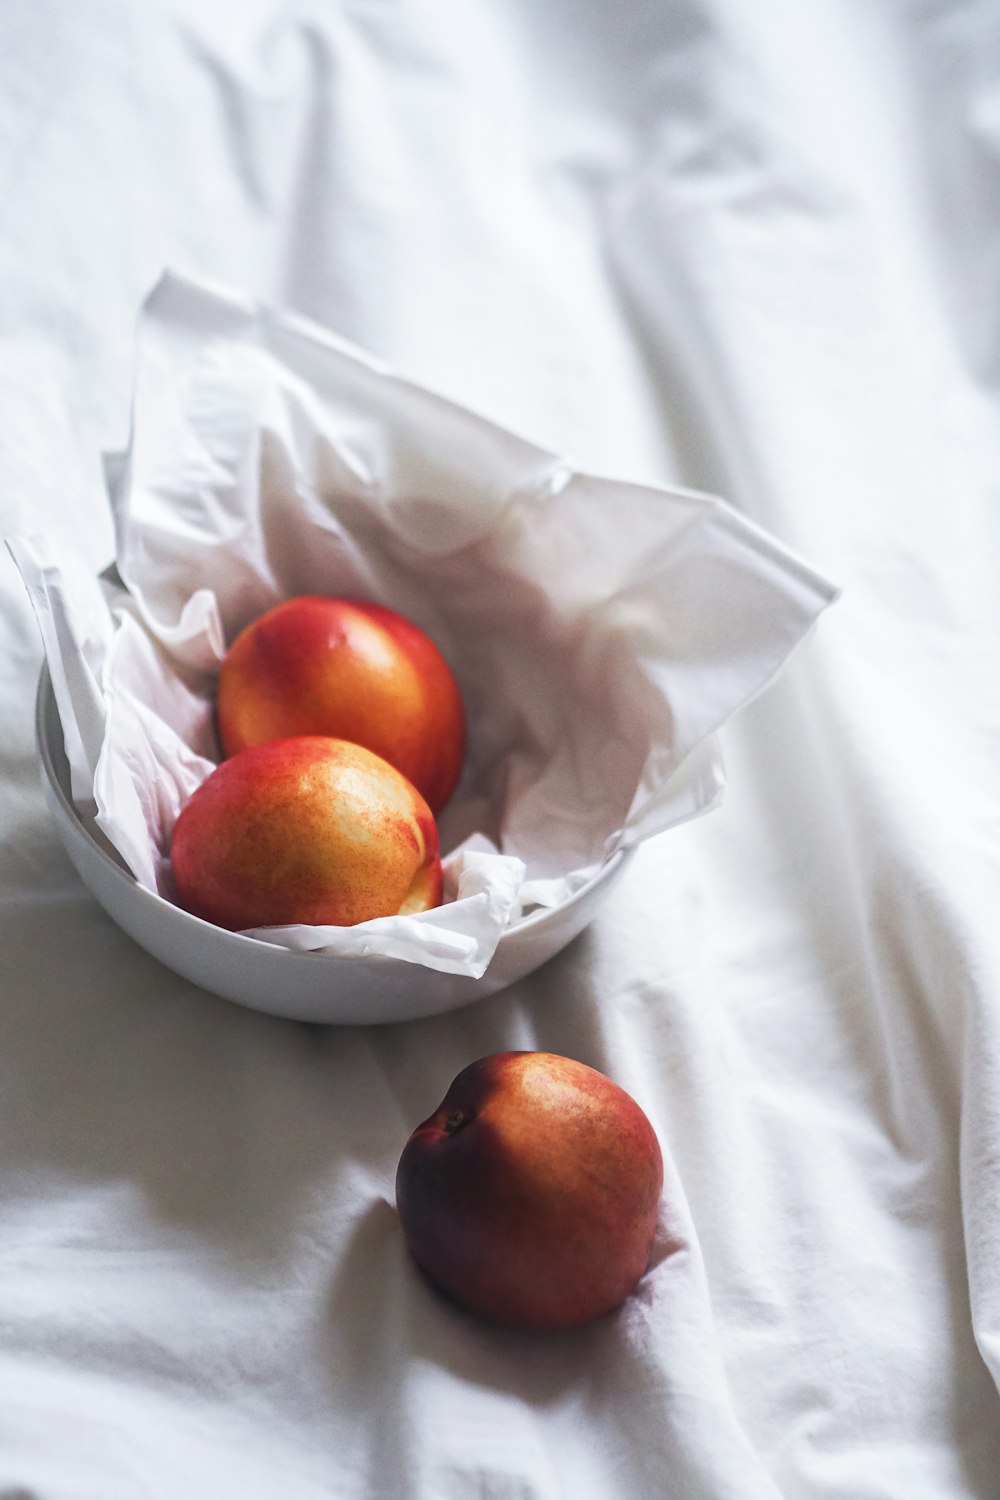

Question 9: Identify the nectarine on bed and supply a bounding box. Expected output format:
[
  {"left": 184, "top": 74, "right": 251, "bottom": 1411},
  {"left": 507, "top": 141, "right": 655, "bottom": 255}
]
[{"left": 396, "top": 1051, "right": 663, "bottom": 1330}]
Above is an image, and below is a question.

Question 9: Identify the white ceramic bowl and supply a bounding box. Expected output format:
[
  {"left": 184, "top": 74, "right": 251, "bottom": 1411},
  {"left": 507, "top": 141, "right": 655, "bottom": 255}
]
[{"left": 35, "top": 667, "right": 633, "bottom": 1025}]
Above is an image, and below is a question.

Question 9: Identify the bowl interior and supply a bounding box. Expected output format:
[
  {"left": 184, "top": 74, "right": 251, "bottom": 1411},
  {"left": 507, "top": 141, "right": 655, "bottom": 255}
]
[{"left": 34, "top": 667, "right": 632, "bottom": 1023}]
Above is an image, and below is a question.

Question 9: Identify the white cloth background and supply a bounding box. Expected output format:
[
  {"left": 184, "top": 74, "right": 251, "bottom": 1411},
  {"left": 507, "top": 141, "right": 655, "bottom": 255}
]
[{"left": 0, "top": 2, "right": 998, "bottom": 1496}]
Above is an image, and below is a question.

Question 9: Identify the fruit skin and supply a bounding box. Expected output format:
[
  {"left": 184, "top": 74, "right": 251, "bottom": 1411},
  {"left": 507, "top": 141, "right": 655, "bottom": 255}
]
[
  {"left": 216, "top": 596, "right": 466, "bottom": 814},
  {"left": 395, "top": 1051, "right": 663, "bottom": 1331},
  {"left": 170, "top": 736, "right": 442, "bottom": 931}
]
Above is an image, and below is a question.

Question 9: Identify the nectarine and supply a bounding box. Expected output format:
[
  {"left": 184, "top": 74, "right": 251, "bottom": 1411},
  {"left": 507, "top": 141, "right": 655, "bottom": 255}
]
[
  {"left": 217, "top": 597, "right": 466, "bottom": 813},
  {"left": 395, "top": 1051, "right": 663, "bottom": 1330},
  {"left": 171, "top": 736, "right": 441, "bottom": 931}
]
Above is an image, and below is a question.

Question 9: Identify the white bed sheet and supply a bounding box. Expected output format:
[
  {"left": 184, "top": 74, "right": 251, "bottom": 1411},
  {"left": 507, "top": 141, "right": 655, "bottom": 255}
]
[{"left": 1, "top": 1, "right": 998, "bottom": 1496}]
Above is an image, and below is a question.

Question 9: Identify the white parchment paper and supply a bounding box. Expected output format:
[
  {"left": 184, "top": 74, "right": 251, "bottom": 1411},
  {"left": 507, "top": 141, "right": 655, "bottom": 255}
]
[{"left": 9, "top": 270, "right": 837, "bottom": 976}]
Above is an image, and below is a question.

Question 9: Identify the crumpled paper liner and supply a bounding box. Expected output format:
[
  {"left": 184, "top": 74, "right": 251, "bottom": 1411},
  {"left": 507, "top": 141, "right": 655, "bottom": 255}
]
[{"left": 9, "top": 270, "right": 838, "bottom": 978}]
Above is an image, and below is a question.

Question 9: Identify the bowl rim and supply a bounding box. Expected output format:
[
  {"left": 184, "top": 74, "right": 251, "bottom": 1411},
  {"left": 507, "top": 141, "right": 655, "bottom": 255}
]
[{"left": 35, "top": 663, "right": 630, "bottom": 962}]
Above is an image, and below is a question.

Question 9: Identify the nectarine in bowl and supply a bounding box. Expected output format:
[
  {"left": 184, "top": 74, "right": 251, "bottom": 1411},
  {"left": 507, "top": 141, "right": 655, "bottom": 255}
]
[
  {"left": 217, "top": 597, "right": 466, "bottom": 815},
  {"left": 35, "top": 666, "right": 634, "bottom": 1025}
]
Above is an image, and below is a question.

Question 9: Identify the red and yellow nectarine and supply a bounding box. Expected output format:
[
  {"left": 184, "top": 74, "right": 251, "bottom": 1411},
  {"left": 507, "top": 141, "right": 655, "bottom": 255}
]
[
  {"left": 217, "top": 597, "right": 465, "bottom": 814},
  {"left": 171, "top": 735, "right": 441, "bottom": 931},
  {"left": 395, "top": 1051, "right": 663, "bottom": 1330}
]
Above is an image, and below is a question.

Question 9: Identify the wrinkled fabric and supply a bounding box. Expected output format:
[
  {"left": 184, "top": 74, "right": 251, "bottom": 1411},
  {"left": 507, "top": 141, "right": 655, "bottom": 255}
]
[{"left": 0, "top": 2, "right": 998, "bottom": 1497}]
